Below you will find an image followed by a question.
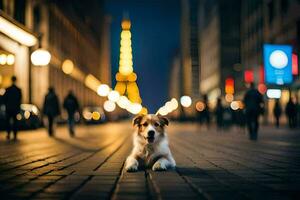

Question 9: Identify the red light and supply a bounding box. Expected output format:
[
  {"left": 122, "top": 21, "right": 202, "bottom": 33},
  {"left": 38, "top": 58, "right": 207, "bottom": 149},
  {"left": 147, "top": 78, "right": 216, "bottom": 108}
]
[
  {"left": 244, "top": 70, "right": 254, "bottom": 83},
  {"left": 225, "top": 78, "right": 234, "bottom": 94},
  {"left": 292, "top": 53, "right": 298, "bottom": 75}
]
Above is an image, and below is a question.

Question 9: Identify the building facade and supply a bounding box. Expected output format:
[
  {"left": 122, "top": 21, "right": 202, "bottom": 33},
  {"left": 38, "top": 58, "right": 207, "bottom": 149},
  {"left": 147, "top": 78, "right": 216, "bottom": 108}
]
[
  {"left": 200, "top": 0, "right": 241, "bottom": 103},
  {"left": 0, "top": 0, "right": 111, "bottom": 111},
  {"left": 241, "top": 0, "right": 300, "bottom": 122},
  {"left": 180, "top": 0, "right": 201, "bottom": 99}
]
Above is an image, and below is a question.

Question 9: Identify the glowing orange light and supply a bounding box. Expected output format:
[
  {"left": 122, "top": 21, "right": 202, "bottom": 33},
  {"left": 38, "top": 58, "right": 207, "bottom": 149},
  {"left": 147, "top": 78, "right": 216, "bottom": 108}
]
[
  {"left": 195, "top": 101, "right": 206, "bottom": 112},
  {"left": 225, "top": 94, "right": 234, "bottom": 102},
  {"left": 225, "top": 78, "right": 234, "bottom": 94}
]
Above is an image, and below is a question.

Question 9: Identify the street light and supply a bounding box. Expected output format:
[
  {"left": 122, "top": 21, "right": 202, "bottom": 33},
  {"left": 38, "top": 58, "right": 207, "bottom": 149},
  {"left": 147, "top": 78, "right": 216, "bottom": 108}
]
[
  {"left": 30, "top": 48, "right": 51, "bottom": 66},
  {"left": 62, "top": 59, "right": 74, "bottom": 74}
]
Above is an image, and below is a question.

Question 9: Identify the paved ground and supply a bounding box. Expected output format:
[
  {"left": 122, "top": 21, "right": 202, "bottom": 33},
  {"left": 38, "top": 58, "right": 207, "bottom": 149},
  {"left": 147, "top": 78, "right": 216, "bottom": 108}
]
[{"left": 0, "top": 122, "right": 300, "bottom": 200}]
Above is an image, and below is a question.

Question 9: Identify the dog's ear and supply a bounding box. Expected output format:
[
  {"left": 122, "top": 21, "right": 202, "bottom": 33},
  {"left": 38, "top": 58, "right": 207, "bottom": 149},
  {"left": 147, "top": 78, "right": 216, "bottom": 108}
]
[
  {"left": 132, "top": 115, "right": 144, "bottom": 127},
  {"left": 157, "top": 115, "right": 169, "bottom": 126}
]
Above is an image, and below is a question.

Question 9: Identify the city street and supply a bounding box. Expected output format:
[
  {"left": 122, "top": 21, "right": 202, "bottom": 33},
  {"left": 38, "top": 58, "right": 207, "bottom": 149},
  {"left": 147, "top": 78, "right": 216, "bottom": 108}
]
[{"left": 0, "top": 122, "right": 300, "bottom": 200}]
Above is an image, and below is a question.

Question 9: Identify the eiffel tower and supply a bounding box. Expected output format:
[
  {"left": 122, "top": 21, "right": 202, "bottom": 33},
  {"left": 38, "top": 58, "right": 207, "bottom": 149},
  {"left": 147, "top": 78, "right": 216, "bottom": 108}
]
[{"left": 114, "top": 18, "right": 142, "bottom": 105}]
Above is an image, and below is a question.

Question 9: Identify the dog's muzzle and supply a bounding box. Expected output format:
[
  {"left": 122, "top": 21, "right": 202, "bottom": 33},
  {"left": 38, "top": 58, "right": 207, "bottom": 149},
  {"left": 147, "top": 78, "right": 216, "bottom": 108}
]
[{"left": 146, "top": 130, "right": 155, "bottom": 143}]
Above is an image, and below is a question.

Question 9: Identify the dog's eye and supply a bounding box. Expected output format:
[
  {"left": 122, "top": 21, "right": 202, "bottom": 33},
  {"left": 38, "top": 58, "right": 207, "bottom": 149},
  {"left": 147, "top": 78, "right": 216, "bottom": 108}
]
[
  {"left": 142, "top": 122, "right": 148, "bottom": 127},
  {"left": 154, "top": 122, "right": 160, "bottom": 127}
]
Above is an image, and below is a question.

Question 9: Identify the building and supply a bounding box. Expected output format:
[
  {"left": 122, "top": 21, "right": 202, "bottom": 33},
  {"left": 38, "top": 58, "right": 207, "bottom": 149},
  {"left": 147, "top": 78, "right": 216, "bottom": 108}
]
[
  {"left": 177, "top": 0, "right": 241, "bottom": 118},
  {"left": 240, "top": 0, "right": 264, "bottom": 85},
  {"left": 263, "top": 0, "right": 300, "bottom": 92},
  {"left": 0, "top": 0, "right": 111, "bottom": 111},
  {"left": 168, "top": 54, "right": 181, "bottom": 118},
  {"left": 199, "top": 0, "right": 242, "bottom": 104},
  {"left": 177, "top": 0, "right": 202, "bottom": 117},
  {"left": 241, "top": 0, "right": 300, "bottom": 122},
  {"left": 180, "top": 0, "right": 201, "bottom": 99}
]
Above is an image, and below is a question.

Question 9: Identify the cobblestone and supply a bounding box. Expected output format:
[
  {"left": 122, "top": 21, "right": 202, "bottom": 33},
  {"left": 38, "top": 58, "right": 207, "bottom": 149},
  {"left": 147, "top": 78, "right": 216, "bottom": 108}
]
[{"left": 0, "top": 122, "right": 299, "bottom": 199}]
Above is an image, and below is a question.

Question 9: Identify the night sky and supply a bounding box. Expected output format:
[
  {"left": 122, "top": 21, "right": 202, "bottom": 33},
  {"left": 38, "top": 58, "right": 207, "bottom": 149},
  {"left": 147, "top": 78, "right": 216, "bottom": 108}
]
[{"left": 104, "top": 0, "right": 181, "bottom": 113}]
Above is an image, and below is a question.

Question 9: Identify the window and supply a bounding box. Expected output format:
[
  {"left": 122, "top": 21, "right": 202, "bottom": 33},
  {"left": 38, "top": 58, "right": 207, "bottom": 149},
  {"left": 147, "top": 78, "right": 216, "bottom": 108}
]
[
  {"left": 0, "top": 0, "right": 3, "bottom": 10},
  {"left": 33, "top": 5, "right": 41, "bottom": 33},
  {"left": 281, "top": 0, "right": 289, "bottom": 15},
  {"left": 14, "top": 0, "right": 25, "bottom": 24},
  {"left": 268, "top": 0, "right": 274, "bottom": 24}
]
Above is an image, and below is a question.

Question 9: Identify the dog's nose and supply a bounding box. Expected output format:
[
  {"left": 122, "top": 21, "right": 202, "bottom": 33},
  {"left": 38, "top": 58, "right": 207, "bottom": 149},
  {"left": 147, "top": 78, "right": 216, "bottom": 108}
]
[{"left": 148, "top": 130, "right": 155, "bottom": 138}]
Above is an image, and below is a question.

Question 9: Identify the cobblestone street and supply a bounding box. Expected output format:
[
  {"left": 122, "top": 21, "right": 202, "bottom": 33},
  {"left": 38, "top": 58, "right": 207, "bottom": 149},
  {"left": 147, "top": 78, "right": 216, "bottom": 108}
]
[{"left": 0, "top": 122, "right": 300, "bottom": 200}]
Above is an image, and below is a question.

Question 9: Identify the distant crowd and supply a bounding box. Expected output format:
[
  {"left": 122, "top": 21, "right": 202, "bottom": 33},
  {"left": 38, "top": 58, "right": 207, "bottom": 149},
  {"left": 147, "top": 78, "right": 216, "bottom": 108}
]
[
  {"left": 196, "top": 83, "right": 300, "bottom": 140},
  {"left": 1, "top": 76, "right": 299, "bottom": 141},
  {"left": 1, "top": 76, "right": 79, "bottom": 140}
]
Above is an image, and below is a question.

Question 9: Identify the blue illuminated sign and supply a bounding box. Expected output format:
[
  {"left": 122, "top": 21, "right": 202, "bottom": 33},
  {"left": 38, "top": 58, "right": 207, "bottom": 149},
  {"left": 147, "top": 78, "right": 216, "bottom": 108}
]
[{"left": 263, "top": 44, "right": 292, "bottom": 85}]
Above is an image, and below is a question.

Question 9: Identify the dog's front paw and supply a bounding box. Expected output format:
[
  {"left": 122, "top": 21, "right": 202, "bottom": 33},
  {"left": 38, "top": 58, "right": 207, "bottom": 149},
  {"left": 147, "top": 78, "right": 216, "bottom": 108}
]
[
  {"left": 125, "top": 157, "right": 139, "bottom": 172},
  {"left": 152, "top": 161, "right": 167, "bottom": 171},
  {"left": 126, "top": 164, "right": 138, "bottom": 172}
]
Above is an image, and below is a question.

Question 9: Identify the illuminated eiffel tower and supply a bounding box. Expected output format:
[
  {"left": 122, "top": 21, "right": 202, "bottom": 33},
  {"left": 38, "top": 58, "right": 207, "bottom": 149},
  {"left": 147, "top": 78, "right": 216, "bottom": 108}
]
[{"left": 114, "top": 18, "right": 142, "bottom": 105}]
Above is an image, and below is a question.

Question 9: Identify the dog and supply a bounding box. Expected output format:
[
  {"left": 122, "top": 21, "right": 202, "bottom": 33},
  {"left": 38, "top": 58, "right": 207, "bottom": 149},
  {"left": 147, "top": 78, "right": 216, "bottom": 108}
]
[{"left": 125, "top": 114, "right": 176, "bottom": 172}]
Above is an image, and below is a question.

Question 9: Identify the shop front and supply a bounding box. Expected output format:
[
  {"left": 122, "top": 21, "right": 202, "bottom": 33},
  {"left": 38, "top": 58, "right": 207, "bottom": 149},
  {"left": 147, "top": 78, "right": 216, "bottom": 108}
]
[{"left": 0, "top": 11, "right": 37, "bottom": 103}]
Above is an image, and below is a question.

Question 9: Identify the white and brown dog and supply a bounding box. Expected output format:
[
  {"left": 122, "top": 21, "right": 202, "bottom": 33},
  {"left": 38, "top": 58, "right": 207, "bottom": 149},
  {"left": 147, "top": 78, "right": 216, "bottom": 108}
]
[{"left": 125, "top": 114, "right": 176, "bottom": 172}]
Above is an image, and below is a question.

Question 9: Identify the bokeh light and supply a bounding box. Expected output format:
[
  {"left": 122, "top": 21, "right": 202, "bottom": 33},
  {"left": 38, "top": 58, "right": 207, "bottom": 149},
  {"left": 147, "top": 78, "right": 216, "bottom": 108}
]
[
  {"left": 195, "top": 101, "right": 205, "bottom": 112},
  {"left": 92, "top": 111, "right": 101, "bottom": 120},
  {"left": 97, "top": 84, "right": 110, "bottom": 97},
  {"left": 104, "top": 100, "right": 116, "bottom": 112},
  {"left": 117, "top": 96, "right": 130, "bottom": 109},
  {"left": 225, "top": 94, "right": 234, "bottom": 102},
  {"left": 180, "top": 96, "right": 192, "bottom": 107},
  {"left": 31, "top": 49, "right": 51, "bottom": 66},
  {"left": 127, "top": 103, "right": 142, "bottom": 114},
  {"left": 108, "top": 90, "right": 120, "bottom": 102},
  {"left": 62, "top": 59, "right": 74, "bottom": 74}
]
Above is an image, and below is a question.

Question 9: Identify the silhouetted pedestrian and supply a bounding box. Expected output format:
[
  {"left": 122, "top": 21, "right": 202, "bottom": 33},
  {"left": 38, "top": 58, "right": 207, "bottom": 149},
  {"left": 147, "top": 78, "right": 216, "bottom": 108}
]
[
  {"left": 296, "top": 98, "right": 300, "bottom": 128},
  {"left": 243, "top": 83, "right": 263, "bottom": 140},
  {"left": 215, "top": 98, "right": 224, "bottom": 129},
  {"left": 63, "top": 90, "right": 79, "bottom": 136},
  {"left": 202, "top": 95, "right": 210, "bottom": 127},
  {"left": 3, "top": 76, "right": 22, "bottom": 140},
  {"left": 285, "top": 97, "right": 297, "bottom": 129},
  {"left": 43, "top": 87, "right": 60, "bottom": 136},
  {"left": 273, "top": 99, "right": 282, "bottom": 128}
]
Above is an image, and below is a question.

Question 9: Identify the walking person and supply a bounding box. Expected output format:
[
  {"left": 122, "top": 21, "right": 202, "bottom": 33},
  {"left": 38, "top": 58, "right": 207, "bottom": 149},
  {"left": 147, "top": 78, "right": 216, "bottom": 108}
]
[
  {"left": 43, "top": 87, "right": 60, "bottom": 136},
  {"left": 63, "top": 90, "right": 79, "bottom": 137},
  {"left": 215, "top": 97, "right": 224, "bottom": 129},
  {"left": 296, "top": 97, "right": 300, "bottom": 128},
  {"left": 3, "top": 76, "right": 22, "bottom": 140},
  {"left": 243, "top": 83, "right": 264, "bottom": 140},
  {"left": 202, "top": 94, "right": 210, "bottom": 128},
  {"left": 285, "top": 97, "right": 297, "bottom": 129},
  {"left": 273, "top": 99, "right": 282, "bottom": 128}
]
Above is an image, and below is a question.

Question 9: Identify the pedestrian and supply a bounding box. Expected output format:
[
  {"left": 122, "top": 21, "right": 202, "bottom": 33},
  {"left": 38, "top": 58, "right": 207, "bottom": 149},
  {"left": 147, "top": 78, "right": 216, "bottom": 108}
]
[
  {"left": 296, "top": 97, "right": 300, "bottom": 128},
  {"left": 285, "top": 96, "right": 297, "bottom": 129},
  {"left": 273, "top": 99, "right": 282, "bottom": 128},
  {"left": 243, "top": 83, "right": 264, "bottom": 140},
  {"left": 63, "top": 90, "right": 79, "bottom": 136},
  {"left": 43, "top": 87, "right": 60, "bottom": 136},
  {"left": 3, "top": 76, "right": 22, "bottom": 140},
  {"left": 202, "top": 94, "right": 210, "bottom": 128},
  {"left": 215, "top": 97, "right": 224, "bottom": 129}
]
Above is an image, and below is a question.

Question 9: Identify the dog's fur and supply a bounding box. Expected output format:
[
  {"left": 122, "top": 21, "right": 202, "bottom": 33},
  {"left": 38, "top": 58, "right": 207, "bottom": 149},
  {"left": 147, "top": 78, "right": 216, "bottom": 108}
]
[{"left": 125, "top": 114, "right": 176, "bottom": 172}]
